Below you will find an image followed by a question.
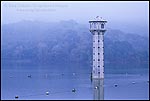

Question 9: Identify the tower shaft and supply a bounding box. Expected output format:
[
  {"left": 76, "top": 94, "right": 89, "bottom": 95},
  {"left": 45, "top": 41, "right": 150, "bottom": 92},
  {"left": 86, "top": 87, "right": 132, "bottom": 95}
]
[{"left": 93, "top": 31, "right": 104, "bottom": 79}]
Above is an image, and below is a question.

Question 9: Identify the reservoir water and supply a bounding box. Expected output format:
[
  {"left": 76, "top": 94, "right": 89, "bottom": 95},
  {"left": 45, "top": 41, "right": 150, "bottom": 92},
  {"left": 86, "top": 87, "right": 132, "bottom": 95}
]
[{"left": 1, "top": 63, "right": 149, "bottom": 100}]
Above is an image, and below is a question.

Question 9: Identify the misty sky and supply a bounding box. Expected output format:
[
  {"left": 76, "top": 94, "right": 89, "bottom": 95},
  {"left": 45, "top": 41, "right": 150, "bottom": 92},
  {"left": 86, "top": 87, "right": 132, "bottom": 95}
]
[{"left": 1, "top": 1, "right": 149, "bottom": 35}]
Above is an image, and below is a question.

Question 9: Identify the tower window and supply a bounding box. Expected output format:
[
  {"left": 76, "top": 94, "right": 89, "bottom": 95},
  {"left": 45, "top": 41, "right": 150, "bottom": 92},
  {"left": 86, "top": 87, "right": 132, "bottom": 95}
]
[
  {"left": 94, "top": 23, "right": 97, "bottom": 28},
  {"left": 93, "top": 53, "right": 95, "bottom": 55},
  {"left": 98, "top": 72, "right": 100, "bottom": 74},
  {"left": 98, "top": 40, "right": 100, "bottom": 42},
  {"left": 93, "top": 59, "right": 95, "bottom": 61},
  {"left": 98, "top": 47, "right": 100, "bottom": 48},
  {"left": 101, "top": 24, "right": 104, "bottom": 29},
  {"left": 98, "top": 66, "right": 100, "bottom": 67},
  {"left": 98, "top": 53, "right": 100, "bottom": 55},
  {"left": 98, "top": 59, "right": 100, "bottom": 61}
]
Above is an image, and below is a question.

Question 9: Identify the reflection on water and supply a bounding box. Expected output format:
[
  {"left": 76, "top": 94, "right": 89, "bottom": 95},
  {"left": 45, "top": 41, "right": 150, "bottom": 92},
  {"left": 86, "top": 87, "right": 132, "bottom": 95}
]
[{"left": 93, "top": 79, "right": 104, "bottom": 100}]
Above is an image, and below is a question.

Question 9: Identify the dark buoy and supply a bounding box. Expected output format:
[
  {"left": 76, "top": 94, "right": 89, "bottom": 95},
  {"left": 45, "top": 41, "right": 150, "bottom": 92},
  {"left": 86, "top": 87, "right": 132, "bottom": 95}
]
[
  {"left": 114, "top": 84, "right": 118, "bottom": 87},
  {"left": 72, "top": 88, "right": 76, "bottom": 92},
  {"left": 46, "top": 91, "right": 49, "bottom": 95},
  {"left": 15, "top": 95, "right": 19, "bottom": 99},
  {"left": 28, "top": 75, "right": 32, "bottom": 78}
]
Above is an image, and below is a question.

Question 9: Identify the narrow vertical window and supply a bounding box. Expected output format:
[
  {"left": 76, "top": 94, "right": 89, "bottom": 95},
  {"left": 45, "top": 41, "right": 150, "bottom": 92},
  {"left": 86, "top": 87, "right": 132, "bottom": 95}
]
[
  {"left": 94, "top": 23, "right": 96, "bottom": 28},
  {"left": 101, "top": 24, "right": 104, "bottom": 29}
]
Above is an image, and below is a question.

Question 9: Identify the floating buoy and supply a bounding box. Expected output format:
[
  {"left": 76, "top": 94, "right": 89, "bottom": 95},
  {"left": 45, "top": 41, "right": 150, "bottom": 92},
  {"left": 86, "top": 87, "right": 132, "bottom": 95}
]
[
  {"left": 28, "top": 75, "right": 32, "bottom": 78},
  {"left": 132, "top": 82, "right": 135, "bottom": 84},
  {"left": 46, "top": 91, "right": 49, "bottom": 95},
  {"left": 114, "top": 84, "right": 118, "bottom": 87},
  {"left": 73, "top": 73, "right": 76, "bottom": 76},
  {"left": 9, "top": 76, "right": 13, "bottom": 78},
  {"left": 61, "top": 73, "right": 64, "bottom": 76},
  {"left": 72, "top": 88, "right": 76, "bottom": 92},
  {"left": 15, "top": 95, "right": 19, "bottom": 99}
]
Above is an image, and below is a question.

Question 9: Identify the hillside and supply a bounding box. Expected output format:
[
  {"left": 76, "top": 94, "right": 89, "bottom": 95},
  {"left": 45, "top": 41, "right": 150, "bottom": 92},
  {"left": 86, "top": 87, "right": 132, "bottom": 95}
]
[{"left": 1, "top": 20, "right": 149, "bottom": 68}]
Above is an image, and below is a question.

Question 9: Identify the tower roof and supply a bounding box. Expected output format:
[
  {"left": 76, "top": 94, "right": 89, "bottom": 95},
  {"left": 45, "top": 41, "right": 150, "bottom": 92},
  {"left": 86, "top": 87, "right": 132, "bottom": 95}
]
[{"left": 89, "top": 16, "right": 107, "bottom": 23}]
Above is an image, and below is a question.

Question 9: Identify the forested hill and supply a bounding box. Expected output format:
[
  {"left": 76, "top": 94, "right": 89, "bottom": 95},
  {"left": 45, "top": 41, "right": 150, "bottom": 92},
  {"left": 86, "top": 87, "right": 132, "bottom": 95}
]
[{"left": 1, "top": 20, "right": 149, "bottom": 67}]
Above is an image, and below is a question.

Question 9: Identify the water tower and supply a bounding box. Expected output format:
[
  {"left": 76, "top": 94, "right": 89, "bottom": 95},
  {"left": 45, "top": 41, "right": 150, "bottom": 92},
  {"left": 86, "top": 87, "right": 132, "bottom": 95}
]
[{"left": 89, "top": 16, "right": 107, "bottom": 79}]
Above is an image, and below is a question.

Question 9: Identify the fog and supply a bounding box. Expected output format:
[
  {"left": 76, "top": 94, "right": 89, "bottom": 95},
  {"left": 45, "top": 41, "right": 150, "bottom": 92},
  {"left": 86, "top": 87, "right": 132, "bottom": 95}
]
[{"left": 1, "top": 1, "right": 149, "bottom": 36}]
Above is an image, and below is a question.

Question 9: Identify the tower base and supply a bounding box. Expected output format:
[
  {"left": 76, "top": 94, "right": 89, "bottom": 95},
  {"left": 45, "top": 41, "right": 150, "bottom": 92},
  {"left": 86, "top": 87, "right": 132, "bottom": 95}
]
[{"left": 93, "top": 78, "right": 104, "bottom": 100}]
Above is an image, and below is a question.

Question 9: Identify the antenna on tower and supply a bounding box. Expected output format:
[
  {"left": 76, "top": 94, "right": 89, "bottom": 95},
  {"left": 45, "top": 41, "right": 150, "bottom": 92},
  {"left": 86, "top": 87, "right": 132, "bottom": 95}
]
[
  {"left": 96, "top": 16, "right": 99, "bottom": 20},
  {"left": 95, "top": 16, "right": 103, "bottom": 20}
]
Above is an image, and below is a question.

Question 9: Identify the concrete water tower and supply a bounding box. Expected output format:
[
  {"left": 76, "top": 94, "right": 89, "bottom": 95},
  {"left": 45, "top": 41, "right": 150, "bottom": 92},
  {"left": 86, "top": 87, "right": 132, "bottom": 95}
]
[{"left": 89, "top": 16, "right": 107, "bottom": 79}]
